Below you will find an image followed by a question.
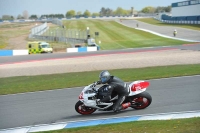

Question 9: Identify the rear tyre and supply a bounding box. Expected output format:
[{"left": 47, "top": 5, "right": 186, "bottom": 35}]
[
  {"left": 130, "top": 92, "right": 152, "bottom": 110},
  {"left": 75, "top": 101, "right": 96, "bottom": 115}
]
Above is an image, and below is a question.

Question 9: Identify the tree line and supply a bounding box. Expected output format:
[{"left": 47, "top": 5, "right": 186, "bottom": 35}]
[
  {"left": 65, "top": 7, "right": 133, "bottom": 18},
  {"left": 0, "top": 6, "right": 171, "bottom": 20},
  {"left": 65, "top": 6, "right": 171, "bottom": 18},
  {"left": 141, "top": 6, "right": 171, "bottom": 13}
]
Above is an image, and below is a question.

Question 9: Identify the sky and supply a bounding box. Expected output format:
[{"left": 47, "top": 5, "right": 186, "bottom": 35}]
[{"left": 0, "top": 0, "right": 180, "bottom": 18}]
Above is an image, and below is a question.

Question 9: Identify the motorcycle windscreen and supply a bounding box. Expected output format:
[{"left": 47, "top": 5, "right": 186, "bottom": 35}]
[{"left": 131, "top": 81, "right": 149, "bottom": 92}]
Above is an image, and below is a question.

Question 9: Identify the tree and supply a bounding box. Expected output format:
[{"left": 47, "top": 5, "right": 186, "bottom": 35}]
[
  {"left": 54, "top": 14, "right": 64, "bottom": 18},
  {"left": 11, "top": 16, "right": 14, "bottom": 20},
  {"left": 75, "top": 11, "right": 82, "bottom": 17},
  {"left": 99, "top": 7, "right": 113, "bottom": 16},
  {"left": 40, "top": 14, "right": 64, "bottom": 19},
  {"left": 49, "top": 14, "right": 54, "bottom": 18},
  {"left": 165, "top": 6, "right": 171, "bottom": 12},
  {"left": 23, "top": 10, "right": 29, "bottom": 19},
  {"left": 155, "top": 6, "right": 164, "bottom": 13},
  {"left": 77, "top": 11, "right": 82, "bottom": 16},
  {"left": 113, "top": 7, "right": 129, "bottom": 16},
  {"left": 2, "top": 15, "right": 14, "bottom": 20},
  {"left": 114, "top": 7, "right": 123, "bottom": 15},
  {"left": 17, "top": 14, "right": 24, "bottom": 19},
  {"left": 66, "top": 10, "right": 76, "bottom": 18},
  {"left": 83, "top": 10, "right": 91, "bottom": 17},
  {"left": 141, "top": 6, "right": 156, "bottom": 13},
  {"left": 60, "top": 14, "right": 65, "bottom": 18},
  {"left": 92, "top": 13, "right": 99, "bottom": 17},
  {"left": 29, "top": 15, "right": 38, "bottom": 19},
  {"left": 99, "top": 7, "right": 106, "bottom": 16},
  {"left": 155, "top": 6, "right": 171, "bottom": 13},
  {"left": 105, "top": 8, "right": 113, "bottom": 16}
]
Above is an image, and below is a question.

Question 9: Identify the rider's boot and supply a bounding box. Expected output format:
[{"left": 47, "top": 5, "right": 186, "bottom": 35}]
[
  {"left": 113, "top": 102, "right": 131, "bottom": 113},
  {"left": 122, "top": 102, "right": 131, "bottom": 109}
]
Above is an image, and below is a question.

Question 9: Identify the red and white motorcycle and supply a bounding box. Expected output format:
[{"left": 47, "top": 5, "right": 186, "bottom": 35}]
[{"left": 75, "top": 80, "right": 152, "bottom": 115}]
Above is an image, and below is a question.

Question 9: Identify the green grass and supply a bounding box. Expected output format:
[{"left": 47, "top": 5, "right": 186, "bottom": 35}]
[
  {"left": 0, "top": 23, "right": 32, "bottom": 29},
  {"left": 62, "top": 20, "right": 190, "bottom": 50},
  {"left": 0, "top": 23, "right": 33, "bottom": 49},
  {"left": 0, "top": 64, "right": 200, "bottom": 95},
  {"left": 38, "top": 117, "right": 200, "bottom": 133},
  {"left": 136, "top": 18, "right": 200, "bottom": 31},
  {"left": 0, "top": 20, "right": 193, "bottom": 49}
]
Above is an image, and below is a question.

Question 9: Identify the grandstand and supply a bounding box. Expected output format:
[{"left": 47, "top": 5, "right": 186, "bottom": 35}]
[{"left": 157, "top": 0, "right": 200, "bottom": 24}]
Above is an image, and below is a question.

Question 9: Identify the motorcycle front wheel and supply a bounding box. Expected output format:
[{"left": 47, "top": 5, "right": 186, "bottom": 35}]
[
  {"left": 130, "top": 91, "right": 152, "bottom": 110},
  {"left": 75, "top": 101, "right": 96, "bottom": 115}
]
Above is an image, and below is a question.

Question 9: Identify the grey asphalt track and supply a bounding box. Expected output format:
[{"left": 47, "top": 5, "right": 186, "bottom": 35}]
[
  {"left": 0, "top": 75, "right": 200, "bottom": 129},
  {"left": 0, "top": 44, "right": 199, "bottom": 65},
  {"left": 119, "top": 19, "right": 200, "bottom": 42}
]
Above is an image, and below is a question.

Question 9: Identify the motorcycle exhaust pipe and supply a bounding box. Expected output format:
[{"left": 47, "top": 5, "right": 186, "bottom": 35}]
[{"left": 122, "top": 102, "right": 131, "bottom": 109}]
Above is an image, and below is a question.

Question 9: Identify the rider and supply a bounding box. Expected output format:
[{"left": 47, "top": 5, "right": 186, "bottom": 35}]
[
  {"left": 96, "top": 70, "right": 130, "bottom": 112},
  {"left": 173, "top": 29, "right": 177, "bottom": 37}
]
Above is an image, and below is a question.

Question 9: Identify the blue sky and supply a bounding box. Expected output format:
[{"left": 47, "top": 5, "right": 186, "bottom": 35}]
[{"left": 0, "top": 0, "right": 180, "bottom": 17}]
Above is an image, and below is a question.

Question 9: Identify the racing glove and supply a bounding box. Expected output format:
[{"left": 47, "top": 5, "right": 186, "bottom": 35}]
[
  {"left": 96, "top": 80, "right": 101, "bottom": 85},
  {"left": 96, "top": 99, "right": 102, "bottom": 105}
]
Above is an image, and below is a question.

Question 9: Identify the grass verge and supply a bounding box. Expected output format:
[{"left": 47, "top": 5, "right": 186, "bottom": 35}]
[
  {"left": 62, "top": 20, "right": 190, "bottom": 50},
  {"left": 38, "top": 117, "right": 200, "bottom": 133},
  {"left": 0, "top": 22, "right": 37, "bottom": 49},
  {"left": 136, "top": 18, "right": 200, "bottom": 31},
  {"left": 0, "top": 64, "right": 200, "bottom": 95}
]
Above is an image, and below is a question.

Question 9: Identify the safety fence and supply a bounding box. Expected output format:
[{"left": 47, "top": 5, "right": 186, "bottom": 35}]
[
  {"left": 154, "top": 17, "right": 200, "bottom": 24},
  {"left": 138, "top": 13, "right": 157, "bottom": 17},
  {"left": 29, "top": 19, "right": 88, "bottom": 47},
  {"left": 52, "top": 19, "right": 63, "bottom": 27},
  {"left": 31, "top": 35, "right": 86, "bottom": 44},
  {"left": 31, "top": 22, "right": 48, "bottom": 35},
  {"left": 31, "top": 29, "right": 87, "bottom": 48}
]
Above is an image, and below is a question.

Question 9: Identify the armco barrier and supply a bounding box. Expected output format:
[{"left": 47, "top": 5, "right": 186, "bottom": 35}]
[
  {"left": 0, "top": 50, "right": 28, "bottom": 56},
  {"left": 67, "top": 47, "right": 98, "bottom": 53},
  {"left": 0, "top": 50, "right": 13, "bottom": 56},
  {"left": 0, "top": 47, "right": 98, "bottom": 56}
]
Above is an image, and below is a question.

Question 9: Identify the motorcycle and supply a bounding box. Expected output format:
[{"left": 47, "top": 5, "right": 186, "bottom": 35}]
[{"left": 75, "top": 80, "right": 152, "bottom": 115}]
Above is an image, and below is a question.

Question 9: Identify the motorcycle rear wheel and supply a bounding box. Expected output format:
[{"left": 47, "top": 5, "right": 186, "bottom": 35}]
[
  {"left": 75, "top": 101, "right": 96, "bottom": 115},
  {"left": 130, "top": 92, "right": 152, "bottom": 110}
]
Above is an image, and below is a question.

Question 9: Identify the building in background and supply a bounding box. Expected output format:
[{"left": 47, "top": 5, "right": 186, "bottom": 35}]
[{"left": 156, "top": 0, "right": 200, "bottom": 24}]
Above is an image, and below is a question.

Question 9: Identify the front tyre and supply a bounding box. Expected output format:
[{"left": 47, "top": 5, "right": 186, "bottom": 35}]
[
  {"left": 75, "top": 101, "right": 96, "bottom": 115},
  {"left": 130, "top": 92, "right": 152, "bottom": 110}
]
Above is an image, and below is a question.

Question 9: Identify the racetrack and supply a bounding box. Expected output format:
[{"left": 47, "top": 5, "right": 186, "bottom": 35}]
[
  {"left": 0, "top": 44, "right": 200, "bottom": 65},
  {"left": 118, "top": 19, "right": 200, "bottom": 42},
  {"left": 0, "top": 44, "right": 200, "bottom": 78},
  {"left": 0, "top": 19, "right": 200, "bottom": 130},
  {"left": 0, "top": 75, "right": 200, "bottom": 129}
]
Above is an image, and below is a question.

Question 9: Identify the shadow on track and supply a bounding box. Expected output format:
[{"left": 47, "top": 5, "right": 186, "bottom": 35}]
[{"left": 57, "top": 109, "right": 140, "bottom": 123}]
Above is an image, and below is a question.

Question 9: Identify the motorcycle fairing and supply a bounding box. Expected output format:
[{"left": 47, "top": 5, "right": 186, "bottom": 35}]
[
  {"left": 129, "top": 81, "right": 149, "bottom": 96},
  {"left": 78, "top": 84, "right": 97, "bottom": 107}
]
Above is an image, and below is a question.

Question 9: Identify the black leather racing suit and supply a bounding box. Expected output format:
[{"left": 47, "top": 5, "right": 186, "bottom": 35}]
[{"left": 100, "top": 76, "right": 129, "bottom": 112}]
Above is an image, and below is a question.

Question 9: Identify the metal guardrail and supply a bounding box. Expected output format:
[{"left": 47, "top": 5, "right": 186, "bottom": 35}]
[
  {"left": 32, "top": 35, "right": 86, "bottom": 43},
  {"left": 29, "top": 19, "right": 87, "bottom": 47},
  {"left": 154, "top": 17, "right": 200, "bottom": 24}
]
